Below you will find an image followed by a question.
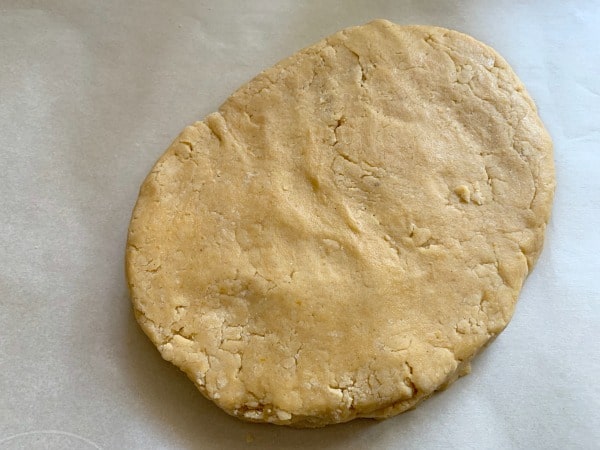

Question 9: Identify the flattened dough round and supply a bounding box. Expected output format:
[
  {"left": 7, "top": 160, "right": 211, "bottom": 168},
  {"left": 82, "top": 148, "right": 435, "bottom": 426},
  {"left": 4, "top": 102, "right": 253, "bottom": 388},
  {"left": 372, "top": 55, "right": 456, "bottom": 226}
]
[{"left": 126, "top": 20, "right": 555, "bottom": 427}]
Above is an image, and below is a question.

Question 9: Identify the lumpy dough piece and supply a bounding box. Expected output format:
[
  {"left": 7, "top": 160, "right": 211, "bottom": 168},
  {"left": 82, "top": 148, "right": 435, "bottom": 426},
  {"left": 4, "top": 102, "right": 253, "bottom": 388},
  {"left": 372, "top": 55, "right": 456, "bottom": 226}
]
[{"left": 126, "top": 19, "right": 555, "bottom": 427}]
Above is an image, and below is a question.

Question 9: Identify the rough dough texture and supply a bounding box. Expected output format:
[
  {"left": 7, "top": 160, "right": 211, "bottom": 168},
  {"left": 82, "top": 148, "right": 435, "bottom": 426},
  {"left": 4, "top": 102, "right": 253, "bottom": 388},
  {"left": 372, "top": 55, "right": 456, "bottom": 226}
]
[{"left": 126, "top": 20, "right": 555, "bottom": 427}]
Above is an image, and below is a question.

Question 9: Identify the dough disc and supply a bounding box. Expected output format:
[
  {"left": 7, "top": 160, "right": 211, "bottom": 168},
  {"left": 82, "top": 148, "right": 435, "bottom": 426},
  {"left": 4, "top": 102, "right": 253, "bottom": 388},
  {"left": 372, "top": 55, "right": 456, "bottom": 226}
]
[{"left": 126, "top": 20, "right": 555, "bottom": 427}]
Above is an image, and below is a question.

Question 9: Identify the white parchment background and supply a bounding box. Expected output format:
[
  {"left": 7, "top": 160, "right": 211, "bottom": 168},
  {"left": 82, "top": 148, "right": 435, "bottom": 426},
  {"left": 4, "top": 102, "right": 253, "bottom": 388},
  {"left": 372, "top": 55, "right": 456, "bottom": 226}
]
[{"left": 1, "top": 1, "right": 598, "bottom": 449}]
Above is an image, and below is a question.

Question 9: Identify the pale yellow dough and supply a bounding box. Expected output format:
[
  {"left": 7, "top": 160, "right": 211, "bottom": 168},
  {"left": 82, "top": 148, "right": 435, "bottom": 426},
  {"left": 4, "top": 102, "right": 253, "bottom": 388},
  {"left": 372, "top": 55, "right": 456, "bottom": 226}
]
[{"left": 126, "top": 20, "right": 555, "bottom": 427}]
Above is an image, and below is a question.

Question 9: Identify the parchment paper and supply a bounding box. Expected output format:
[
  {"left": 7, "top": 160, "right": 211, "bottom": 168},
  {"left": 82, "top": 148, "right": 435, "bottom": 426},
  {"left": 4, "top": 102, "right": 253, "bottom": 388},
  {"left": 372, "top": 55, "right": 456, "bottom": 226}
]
[{"left": 1, "top": 1, "right": 598, "bottom": 448}]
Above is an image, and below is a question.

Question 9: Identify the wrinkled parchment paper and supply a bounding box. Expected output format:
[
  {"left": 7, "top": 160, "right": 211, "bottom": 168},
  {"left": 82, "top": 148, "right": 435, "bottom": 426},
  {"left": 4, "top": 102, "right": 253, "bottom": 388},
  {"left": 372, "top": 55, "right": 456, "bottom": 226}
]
[{"left": 1, "top": 1, "right": 598, "bottom": 448}]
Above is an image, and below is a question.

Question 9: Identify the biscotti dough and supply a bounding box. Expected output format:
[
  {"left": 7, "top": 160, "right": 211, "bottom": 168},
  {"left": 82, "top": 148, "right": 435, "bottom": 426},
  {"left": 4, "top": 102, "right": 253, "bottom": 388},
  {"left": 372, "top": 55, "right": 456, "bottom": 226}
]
[{"left": 126, "top": 20, "right": 555, "bottom": 427}]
